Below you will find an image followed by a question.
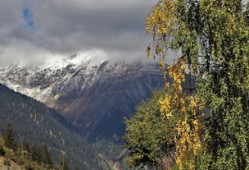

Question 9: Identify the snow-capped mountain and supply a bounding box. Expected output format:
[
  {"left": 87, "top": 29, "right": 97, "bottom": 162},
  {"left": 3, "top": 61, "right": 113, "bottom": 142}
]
[
  {"left": 0, "top": 51, "right": 109, "bottom": 103},
  {"left": 0, "top": 53, "right": 164, "bottom": 140}
]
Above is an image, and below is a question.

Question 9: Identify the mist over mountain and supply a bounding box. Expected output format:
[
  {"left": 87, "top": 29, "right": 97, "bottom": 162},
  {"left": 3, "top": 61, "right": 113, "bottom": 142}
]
[{"left": 0, "top": 53, "right": 164, "bottom": 141}]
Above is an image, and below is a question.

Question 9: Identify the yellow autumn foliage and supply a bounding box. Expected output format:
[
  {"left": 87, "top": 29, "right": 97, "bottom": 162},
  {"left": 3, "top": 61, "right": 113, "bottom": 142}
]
[
  {"left": 146, "top": 0, "right": 204, "bottom": 169},
  {"left": 158, "top": 59, "right": 202, "bottom": 170}
]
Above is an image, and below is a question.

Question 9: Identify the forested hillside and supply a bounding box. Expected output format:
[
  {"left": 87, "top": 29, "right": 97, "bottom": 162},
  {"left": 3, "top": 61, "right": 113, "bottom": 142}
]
[
  {"left": 0, "top": 83, "right": 101, "bottom": 169},
  {"left": 0, "top": 124, "right": 55, "bottom": 170}
]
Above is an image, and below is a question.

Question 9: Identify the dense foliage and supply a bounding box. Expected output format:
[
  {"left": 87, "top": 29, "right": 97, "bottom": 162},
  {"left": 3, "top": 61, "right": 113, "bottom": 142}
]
[
  {"left": 125, "top": 0, "right": 249, "bottom": 169},
  {"left": 3, "top": 124, "right": 18, "bottom": 152},
  {"left": 124, "top": 90, "right": 175, "bottom": 169}
]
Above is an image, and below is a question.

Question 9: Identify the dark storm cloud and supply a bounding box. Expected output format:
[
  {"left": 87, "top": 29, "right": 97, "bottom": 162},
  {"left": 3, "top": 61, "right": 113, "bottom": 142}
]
[{"left": 0, "top": 0, "right": 158, "bottom": 65}]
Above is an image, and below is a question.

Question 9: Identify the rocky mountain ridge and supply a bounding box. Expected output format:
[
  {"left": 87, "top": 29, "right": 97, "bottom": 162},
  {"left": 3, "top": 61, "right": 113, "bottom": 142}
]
[{"left": 0, "top": 53, "right": 164, "bottom": 140}]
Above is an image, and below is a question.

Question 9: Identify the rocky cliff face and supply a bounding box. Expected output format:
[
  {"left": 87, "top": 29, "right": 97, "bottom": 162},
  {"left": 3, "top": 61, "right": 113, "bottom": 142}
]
[{"left": 0, "top": 53, "right": 163, "bottom": 140}]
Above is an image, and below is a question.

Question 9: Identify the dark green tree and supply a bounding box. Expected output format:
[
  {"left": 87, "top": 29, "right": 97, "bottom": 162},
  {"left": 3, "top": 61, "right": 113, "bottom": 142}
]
[
  {"left": 3, "top": 123, "right": 18, "bottom": 151},
  {"left": 124, "top": 90, "right": 175, "bottom": 169},
  {"left": 41, "top": 144, "right": 53, "bottom": 166},
  {"left": 22, "top": 139, "right": 31, "bottom": 153},
  {"left": 182, "top": 1, "right": 249, "bottom": 169},
  {"left": 30, "top": 144, "right": 42, "bottom": 163}
]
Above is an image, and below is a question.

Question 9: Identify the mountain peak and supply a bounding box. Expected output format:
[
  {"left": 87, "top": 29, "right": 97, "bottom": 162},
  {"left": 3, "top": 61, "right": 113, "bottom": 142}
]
[
  {"left": 40, "top": 50, "right": 109, "bottom": 70},
  {"left": 0, "top": 55, "right": 163, "bottom": 140}
]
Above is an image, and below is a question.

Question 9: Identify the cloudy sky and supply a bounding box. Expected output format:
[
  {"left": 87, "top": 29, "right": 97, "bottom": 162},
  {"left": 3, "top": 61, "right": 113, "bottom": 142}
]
[{"left": 0, "top": 0, "right": 158, "bottom": 66}]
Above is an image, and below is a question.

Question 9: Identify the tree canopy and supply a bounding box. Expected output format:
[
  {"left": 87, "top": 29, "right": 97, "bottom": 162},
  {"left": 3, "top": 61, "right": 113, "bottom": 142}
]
[
  {"left": 125, "top": 0, "right": 249, "bottom": 169},
  {"left": 124, "top": 90, "right": 175, "bottom": 169},
  {"left": 3, "top": 123, "right": 18, "bottom": 152}
]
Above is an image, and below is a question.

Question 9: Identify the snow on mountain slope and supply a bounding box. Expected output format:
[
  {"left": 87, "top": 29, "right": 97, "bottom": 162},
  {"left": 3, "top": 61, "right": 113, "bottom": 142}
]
[
  {"left": 0, "top": 51, "right": 108, "bottom": 102},
  {"left": 0, "top": 52, "right": 163, "bottom": 140}
]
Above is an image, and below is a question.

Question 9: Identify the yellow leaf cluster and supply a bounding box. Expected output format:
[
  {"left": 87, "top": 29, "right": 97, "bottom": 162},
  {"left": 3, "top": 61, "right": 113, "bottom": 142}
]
[
  {"left": 147, "top": 1, "right": 203, "bottom": 169},
  {"left": 159, "top": 59, "right": 202, "bottom": 169},
  {"left": 146, "top": 0, "right": 177, "bottom": 37},
  {"left": 168, "top": 60, "right": 185, "bottom": 94},
  {"left": 160, "top": 94, "right": 172, "bottom": 118}
]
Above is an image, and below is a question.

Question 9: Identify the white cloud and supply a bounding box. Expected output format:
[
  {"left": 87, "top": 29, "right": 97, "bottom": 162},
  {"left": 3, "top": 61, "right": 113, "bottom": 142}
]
[{"left": 0, "top": 0, "right": 158, "bottom": 66}]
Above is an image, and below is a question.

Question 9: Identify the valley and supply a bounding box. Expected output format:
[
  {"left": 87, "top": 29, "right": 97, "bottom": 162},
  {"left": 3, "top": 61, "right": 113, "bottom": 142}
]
[{"left": 0, "top": 54, "right": 164, "bottom": 169}]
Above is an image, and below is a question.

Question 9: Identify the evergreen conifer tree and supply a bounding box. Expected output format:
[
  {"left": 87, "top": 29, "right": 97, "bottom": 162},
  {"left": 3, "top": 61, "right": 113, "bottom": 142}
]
[
  {"left": 41, "top": 144, "right": 53, "bottom": 166},
  {"left": 3, "top": 123, "right": 18, "bottom": 151}
]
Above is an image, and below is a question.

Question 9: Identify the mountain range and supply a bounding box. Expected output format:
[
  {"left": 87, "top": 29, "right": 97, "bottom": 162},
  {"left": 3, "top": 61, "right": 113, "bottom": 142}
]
[{"left": 0, "top": 53, "right": 164, "bottom": 141}]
